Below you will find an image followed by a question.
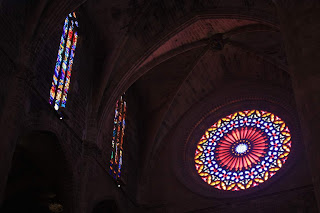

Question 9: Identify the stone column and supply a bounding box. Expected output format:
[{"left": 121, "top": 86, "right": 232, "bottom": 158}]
[
  {"left": 0, "top": 64, "right": 31, "bottom": 205},
  {"left": 273, "top": 0, "right": 320, "bottom": 209}
]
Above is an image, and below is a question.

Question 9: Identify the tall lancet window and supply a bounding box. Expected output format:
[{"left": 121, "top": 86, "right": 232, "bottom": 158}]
[
  {"left": 49, "top": 12, "right": 79, "bottom": 111},
  {"left": 110, "top": 95, "right": 127, "bottom": 180}
]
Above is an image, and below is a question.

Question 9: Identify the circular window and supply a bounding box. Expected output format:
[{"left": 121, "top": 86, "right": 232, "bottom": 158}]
[{"left": 194, "top": 110, "right": 292, "bottom": 191}]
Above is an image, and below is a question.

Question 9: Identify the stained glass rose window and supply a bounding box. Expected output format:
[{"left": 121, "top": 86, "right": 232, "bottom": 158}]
[{"left": 194, "top": 110, "right": 292, "bottom": 191}]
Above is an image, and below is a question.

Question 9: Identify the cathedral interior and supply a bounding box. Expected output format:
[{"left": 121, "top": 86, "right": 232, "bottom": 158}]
[{"left": 1, "top": 0, "right": 320, "bottom": 212}]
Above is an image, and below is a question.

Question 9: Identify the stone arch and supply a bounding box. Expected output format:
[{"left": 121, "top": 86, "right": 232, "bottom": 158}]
[
  {"left": 1, "top": 130, "right": 74, "bottom": 213},
  {"left": 96, "top": 14, "right": 280, "bottom": 143},
  {"left": 91, "top": 199, "right": 119, "bottom": 213}
]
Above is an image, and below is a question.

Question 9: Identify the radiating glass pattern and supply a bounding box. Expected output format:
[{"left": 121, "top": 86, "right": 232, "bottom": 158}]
[
  {"left": 110, "top": 96, "right": 127, "bottom": 180},
  {"left": 194, "top": 110, "right": 292, "bottom": 191},
  {"left": 49, "top": 12, "right": 79, "bottom": 110}
]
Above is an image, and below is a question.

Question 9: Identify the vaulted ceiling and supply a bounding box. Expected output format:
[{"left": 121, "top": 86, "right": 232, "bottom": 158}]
[
  {"left": 78, "top": 1, "right": 311, "bottom": 208},
  {"left": 131, "top": 18, "right": 291, "bottom": 178},
  {"left": 0, "top": 0, "right": 316, "bottom": 211}
]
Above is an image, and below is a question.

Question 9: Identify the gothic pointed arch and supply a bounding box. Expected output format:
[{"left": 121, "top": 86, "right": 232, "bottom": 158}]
[
  {"left": 2, "top": 131, "right": 74, "bottom": 212},
  {"left": 92, "top": 200, "right": 119, "bottom": 213}
]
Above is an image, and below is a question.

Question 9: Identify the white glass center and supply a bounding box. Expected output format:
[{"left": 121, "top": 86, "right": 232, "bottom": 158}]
[{"left": 235, "top": 143, "right": 248, "bottom": 154}]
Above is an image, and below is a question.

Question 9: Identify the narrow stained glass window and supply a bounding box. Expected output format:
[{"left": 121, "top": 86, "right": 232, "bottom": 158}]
[
  {"left": 49, "top": 12, "right": 79, "bottom": 111},
  {"left": 110, "top": 95, "right": 127, "bottom": 180}
]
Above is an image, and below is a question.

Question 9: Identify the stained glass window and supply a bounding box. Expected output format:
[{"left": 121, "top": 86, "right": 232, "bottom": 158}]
[
  {"left": 49, "top": 12, "right": 79, "bottom": 111},
  {"left": 110, "top": 95, "right": 127, "bottom": 180},
  {"left": 195, "top": 110, "right": 292, "bottom": 191}
]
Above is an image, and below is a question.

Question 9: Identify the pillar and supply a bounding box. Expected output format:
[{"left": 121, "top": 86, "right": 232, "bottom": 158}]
[{"left": 273, "top": 0, "right": 320, "bottom": 209}]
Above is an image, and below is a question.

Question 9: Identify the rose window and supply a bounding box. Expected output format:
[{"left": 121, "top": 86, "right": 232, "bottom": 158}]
[{"left": 194, "top": 110, "right": 292, "bottom": 191}]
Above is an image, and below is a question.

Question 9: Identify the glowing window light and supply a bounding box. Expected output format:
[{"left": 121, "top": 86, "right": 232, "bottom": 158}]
[
  {"left": 194, "top": 110, "right": 292, "bottom": 191},
  {"left": 110, "top": 95, "right": 127, "bottom": 180},
  {"left": 49, "top": 12, "right": 79, "bottom": 111},
  {"left": 235, "top": 143, "right": 248, "bottom": 154}
]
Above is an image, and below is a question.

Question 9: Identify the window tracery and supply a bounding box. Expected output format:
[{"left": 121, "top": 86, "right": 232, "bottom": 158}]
[
  {"left": 195, "top": 110, "right": 292, "bottom": 191},
  {"left": 110, "top": 95, "right": 127, "bottom": 180},
  {"left": 49, "top": 12, "right": 79, "bottom": 111}
]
